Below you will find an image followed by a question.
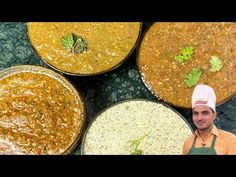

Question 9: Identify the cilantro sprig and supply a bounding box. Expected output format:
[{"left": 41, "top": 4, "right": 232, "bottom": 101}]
[
  {"left": 61, "top": 33, "right": 75, "bottom": 52},
  {"left": 174, "top": 45, "right": 224, "bottom": 87},
  {"left": 129, "top": 134, "right": 148, "bottom": 155},
  {"left": 185, "top": 68, "right": 202, "bottom": 88},
  {"left": 61, "top": 33, "right": 88, "bottom": 54},
  {"left": 175, "top": 46, "right": 194, "bottom": 63},
  {"left": 210, "top": 56, "right": 223, "bottom": 72}
]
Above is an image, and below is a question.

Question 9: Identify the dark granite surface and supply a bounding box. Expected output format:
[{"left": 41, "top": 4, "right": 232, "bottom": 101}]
[{"left": 1, "top": 22, "right": 236, "bottom": 155}]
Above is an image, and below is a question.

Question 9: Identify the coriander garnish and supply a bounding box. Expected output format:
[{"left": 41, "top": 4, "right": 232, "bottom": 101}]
[
  {"left": 175, "top": 46, "right": 194, "bottom": 63},
  {"left": 129, "top": 134, "right": 148, "bottom": 155},
  {"left": 61, "top": 33, "right": 87, "bottom": 54},
  {"left": 185, "top": 68, "right": 202, "bottom": 88},
  {"left": 210, "top": 56, "right": 223, "bottom": 72}
]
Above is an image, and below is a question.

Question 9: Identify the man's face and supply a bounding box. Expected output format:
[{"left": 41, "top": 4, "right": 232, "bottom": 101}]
[{"left": 192, "top": 105, "right": 216, "bottom": 131}]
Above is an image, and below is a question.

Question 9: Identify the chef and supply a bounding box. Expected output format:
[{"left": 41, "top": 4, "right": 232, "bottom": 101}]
[{"left": 182, "top": 84, "right": 236, "bottom": 155}]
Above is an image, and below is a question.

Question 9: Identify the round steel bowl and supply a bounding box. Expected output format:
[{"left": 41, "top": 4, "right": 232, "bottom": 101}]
[
  {"left": 0, "top": 65, "right": 86, "bottom": 155},
  {"left": 26, "top": 22, "right": 142, "bottom": 76},
  {"left": 136, "top": 22, "right": 236, "bottom": 109},
  {"left": 81, "top": 98, "right": 193, "bottom": 155}
]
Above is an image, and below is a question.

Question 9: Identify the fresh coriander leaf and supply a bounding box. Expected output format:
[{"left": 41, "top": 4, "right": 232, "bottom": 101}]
[
  {"left": 61, "top": 34, "right": 74, "bottom": 52},
  {"left": 181, "top": 46, "right": 194, "bottom": 55},
  {"left": 131, "top": 149, "right": 143, "bottom": 155},
  {"left": 210, "top": 56, "right": 223, "bottom": 72},
  {"left": 175, "top": 45, "right": 194, "bottom": 63},
  {"left": 175, "top": 55, "right": 184, "bottom": 62},
  {"left": 61, "top": 33, "right": 88, "bottom": 54},
  {"left": 185, "top": 68, "right": 202, "bottom": 87},
  {"left": 129, "top": 134, "right": 148, "bottom": 155}
]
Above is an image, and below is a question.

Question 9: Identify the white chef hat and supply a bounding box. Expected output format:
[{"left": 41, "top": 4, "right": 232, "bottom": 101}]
[{"left": 192, "top": 84, "right": 216, "bottom": 112}]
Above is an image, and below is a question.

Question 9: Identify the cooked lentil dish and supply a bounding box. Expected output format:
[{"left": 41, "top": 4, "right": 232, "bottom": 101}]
[
  {"left": 82, "top": 100, "right": 192, "bottom": 155},
  {"left": 138, "top": 22, "right": 236, "bottom": 108},
  {"left": 0, "top": 66, "right": 85, "bottom": 154},
  {"left": 27, "top": 22, "right": 141, "bottom": 75}
]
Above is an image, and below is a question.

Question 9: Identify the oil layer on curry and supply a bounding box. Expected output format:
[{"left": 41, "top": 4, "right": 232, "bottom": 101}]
[
  {"left": 0, "top": 65, "right": 85, "bottom": 154},
  {"left": 27, "top": 22, "right": 141, "bottom": 75},
  {"left": 138, "top": 22, "right": 236, "bottom": 108}
]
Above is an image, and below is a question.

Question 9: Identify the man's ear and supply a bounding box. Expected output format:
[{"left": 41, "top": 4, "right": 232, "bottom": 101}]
[{"left": 213, "top": 112, "right": 217, "bottom": 120}]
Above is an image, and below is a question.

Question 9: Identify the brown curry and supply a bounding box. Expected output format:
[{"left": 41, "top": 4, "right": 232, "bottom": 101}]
[
  {"left": 27, "top": 22, "right": 141, "bottom": 75},
  {"left": 138, "top": 22, "right": 236, "bottom": 108},
  {"left": 0, "top": 66, "right": 85, "bottom": 154}
]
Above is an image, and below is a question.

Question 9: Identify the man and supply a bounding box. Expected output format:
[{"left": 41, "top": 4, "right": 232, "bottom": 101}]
[{"left": 182, "top": 84, "right": 236, "bottom": 155}]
